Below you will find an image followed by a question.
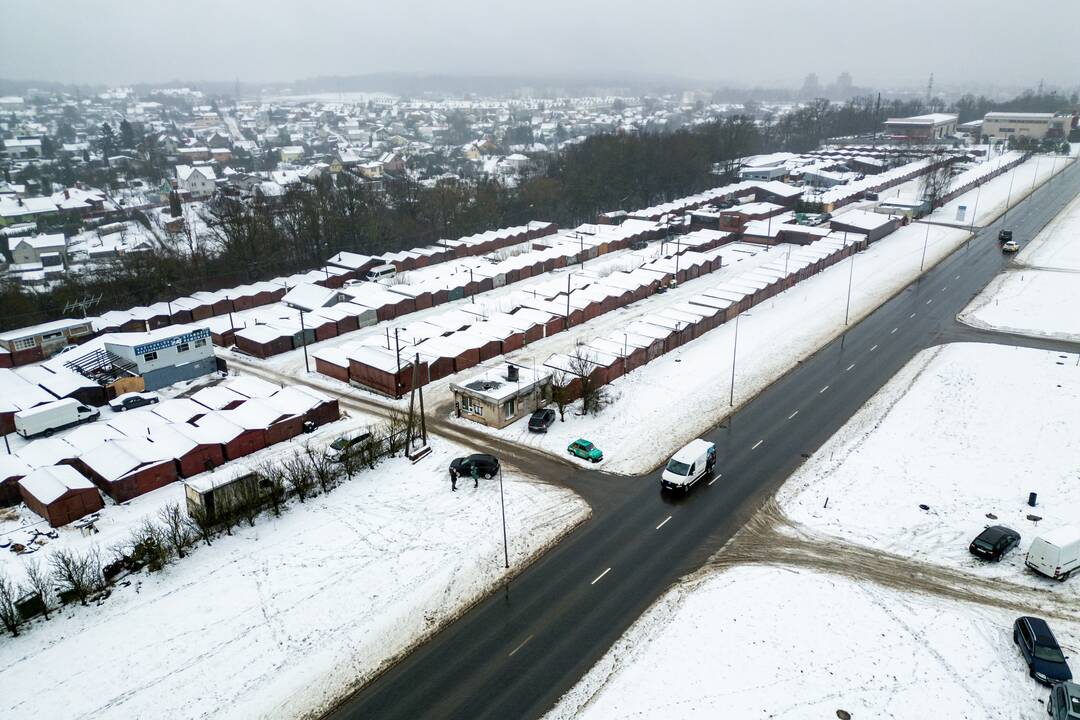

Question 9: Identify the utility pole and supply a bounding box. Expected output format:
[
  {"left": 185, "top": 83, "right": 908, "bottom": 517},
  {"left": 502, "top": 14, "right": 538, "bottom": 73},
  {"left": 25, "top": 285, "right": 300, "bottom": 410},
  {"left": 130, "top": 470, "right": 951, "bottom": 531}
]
[
  {"left": 394, "top": 328, "right": 402, "bottom": 399},
  {"left": 498, "top": 467, "right": 509, "bottom": 569},
  {"left": 565, "top": 271, "right": 572, "bottom": 331},
  {"left": 298, "top": 310, "right": 310, "bottom": 373}
]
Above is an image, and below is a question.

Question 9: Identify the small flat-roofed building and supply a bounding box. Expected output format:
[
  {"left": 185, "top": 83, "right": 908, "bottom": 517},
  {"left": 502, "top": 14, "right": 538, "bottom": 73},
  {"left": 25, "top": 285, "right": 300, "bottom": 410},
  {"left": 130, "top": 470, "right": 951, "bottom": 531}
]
[
  {"left": 18, "top": 465, "right": 103, "bottom": 527},
  {"left": 829, "top": 209, "right": 901, "bottom": 243},
  {"left": 0, "top": 318, "right": 95, "bottom": 365},
  {"left": 450, "top": 363, "right": 552, "bottom": 429},
  {"left": 104, "top": 325, "right": 216, "bottom": 391},
  {"left": 882, "top": 113, "right": 958, "bottom": 142}
]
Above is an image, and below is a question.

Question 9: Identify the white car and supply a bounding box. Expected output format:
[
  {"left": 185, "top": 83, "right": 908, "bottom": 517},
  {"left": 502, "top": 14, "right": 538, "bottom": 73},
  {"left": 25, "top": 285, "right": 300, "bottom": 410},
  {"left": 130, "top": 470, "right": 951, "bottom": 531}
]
[
  {"left": 1002, "top": 240, "right": 1020, "bottom": 253},
  {"left": 109, "top": 392, "right": 161, "bottom": 412}
]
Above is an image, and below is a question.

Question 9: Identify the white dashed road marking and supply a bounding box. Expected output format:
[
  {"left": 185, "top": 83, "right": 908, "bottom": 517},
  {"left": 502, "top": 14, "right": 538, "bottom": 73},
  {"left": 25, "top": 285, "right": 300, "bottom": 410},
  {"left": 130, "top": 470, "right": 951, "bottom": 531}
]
[
  {"left": 656, "top": 516, "right": 672, "bottom": 530},
  {"left": 509, "top": 635, "right": 534, "bottom": 657},
  {"left": 788, "top": 410, "right": 799, "bottom": 420},
  {"left": 591, "top": 568, "right": 611, "bottom": 585},
  {"left": 752, "top": 440, "right": 764, "bottom": 450}
]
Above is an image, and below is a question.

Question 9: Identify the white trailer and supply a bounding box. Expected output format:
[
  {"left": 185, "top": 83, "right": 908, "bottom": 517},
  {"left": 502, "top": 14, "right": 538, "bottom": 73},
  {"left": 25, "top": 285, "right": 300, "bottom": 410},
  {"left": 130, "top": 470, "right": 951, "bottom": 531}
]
[
  {"left": 660, "top": 438, "right": 716, "bottom": 493},
  {"left": 13, "top": 398, "right": 100, "bottom": 439}
]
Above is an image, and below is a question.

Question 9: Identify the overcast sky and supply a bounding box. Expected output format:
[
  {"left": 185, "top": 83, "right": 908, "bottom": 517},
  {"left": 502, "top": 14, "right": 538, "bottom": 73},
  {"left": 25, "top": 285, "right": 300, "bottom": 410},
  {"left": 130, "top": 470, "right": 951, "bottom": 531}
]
[{"left": 2, "top": 0, "right": 1077, "bottom": 91}]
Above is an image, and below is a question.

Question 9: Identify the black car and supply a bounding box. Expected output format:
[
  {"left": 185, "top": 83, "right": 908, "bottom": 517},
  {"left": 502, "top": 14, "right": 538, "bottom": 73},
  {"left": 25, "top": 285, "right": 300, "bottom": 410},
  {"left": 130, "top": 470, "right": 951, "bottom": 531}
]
[
  {"left": 1014, "top": 616, "right": 1073, "bottom": 685},
  {"left": 528, "top": 408, "right": 556, "bottom": 433},
  {"left": 450, "top": 454, "right": 500, "bottom": 479},
  {"left": 969, "top": 525, "right": 1020, "bottom": 561},
  {"left": 999, "top": 229, "right": 1014, "bottom": 243},
  {"left": 108, "top": 392, "right": 160, "bottom": 412}
]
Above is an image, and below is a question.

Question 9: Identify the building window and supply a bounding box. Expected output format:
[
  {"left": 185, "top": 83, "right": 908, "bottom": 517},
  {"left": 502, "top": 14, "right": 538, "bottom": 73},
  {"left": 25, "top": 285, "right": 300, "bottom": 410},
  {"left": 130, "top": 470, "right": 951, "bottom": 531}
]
[
  {"left": 13, "top": 338, "right": 36, "bottom": 351},
  {"left": 177, "top": 343, "right": 190, "bottom": 353},
  {"left": 503, "top": 398, "right": 516, "bottom": 418},
  {"left": 194, "top": 339, "right": 206, "bottom": 348},
  {"left": 41, "top": 331, "right": 63, "bottom": 341},
  {"left": 144, "top": 351, "right": 158, "bottom": 361}
]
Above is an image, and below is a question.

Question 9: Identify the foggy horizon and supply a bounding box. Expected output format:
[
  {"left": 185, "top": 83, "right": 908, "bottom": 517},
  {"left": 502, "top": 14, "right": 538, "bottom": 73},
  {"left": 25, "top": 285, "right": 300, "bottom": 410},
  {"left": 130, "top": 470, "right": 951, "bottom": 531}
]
[{"left": 3, "top": 0, "right": 1078, "bottom": 92}]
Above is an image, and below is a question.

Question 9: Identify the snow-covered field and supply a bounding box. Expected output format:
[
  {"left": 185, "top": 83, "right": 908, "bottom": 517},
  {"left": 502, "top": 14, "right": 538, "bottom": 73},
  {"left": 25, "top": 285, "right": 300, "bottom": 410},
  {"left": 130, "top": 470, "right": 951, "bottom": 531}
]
[
  {"left": 545, "top": 565, "right": 1070, "bottom": 720},
  {"left": 780, "top": 342, "right": 1080, "bottom": 597},
  {"left": 0, "top": 435, "right": 588, "bottom": 720},
  {"left": 447, "top": 220, "right": 969, "bottom": 474},
  {"left": 961, "top": 183, "right": 1080, "bottom": 341}
]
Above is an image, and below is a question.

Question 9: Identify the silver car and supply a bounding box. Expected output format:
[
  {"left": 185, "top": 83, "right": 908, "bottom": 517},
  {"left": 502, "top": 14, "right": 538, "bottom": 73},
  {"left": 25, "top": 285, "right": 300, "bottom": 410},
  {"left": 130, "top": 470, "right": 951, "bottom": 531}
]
[{"left": 1050, "top": 681, "right": 1080, "bottom": 720}]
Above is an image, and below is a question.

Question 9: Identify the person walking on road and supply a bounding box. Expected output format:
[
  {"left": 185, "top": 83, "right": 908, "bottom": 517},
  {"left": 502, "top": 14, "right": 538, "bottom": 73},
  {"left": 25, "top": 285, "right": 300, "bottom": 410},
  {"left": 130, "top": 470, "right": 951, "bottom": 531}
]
[
  {"left": 450, "top": 467, "right": 458, "bottom": 492},
  {"left": 470, "top": 465, "right": 479, "bottom": 489}
]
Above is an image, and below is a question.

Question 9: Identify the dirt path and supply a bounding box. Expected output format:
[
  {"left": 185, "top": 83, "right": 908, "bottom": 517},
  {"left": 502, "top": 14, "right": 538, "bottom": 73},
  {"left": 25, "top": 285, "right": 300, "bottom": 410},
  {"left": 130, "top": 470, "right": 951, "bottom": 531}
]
[{"left": 710, "top": 499, "right": 1080, "bottom": 624}]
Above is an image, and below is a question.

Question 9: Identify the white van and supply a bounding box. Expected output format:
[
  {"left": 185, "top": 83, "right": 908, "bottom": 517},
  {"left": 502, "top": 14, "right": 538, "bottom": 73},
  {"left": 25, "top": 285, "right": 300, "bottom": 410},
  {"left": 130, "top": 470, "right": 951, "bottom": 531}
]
[
  {"left": 1026, "top": 526, "right": 1080, "bottom": 581},
  {"left": 660, "top": 438, "right": 716, "bottom": 493},
  {"left": 364, "top": 264, "right": 396, "bottom": 282}
]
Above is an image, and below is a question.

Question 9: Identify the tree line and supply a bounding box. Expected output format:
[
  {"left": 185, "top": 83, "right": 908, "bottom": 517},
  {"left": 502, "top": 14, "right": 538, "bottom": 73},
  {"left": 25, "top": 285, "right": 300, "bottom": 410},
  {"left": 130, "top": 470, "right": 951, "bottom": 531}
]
[{"left": 3, "top": 87, "right": 1076, "bottom": 331}]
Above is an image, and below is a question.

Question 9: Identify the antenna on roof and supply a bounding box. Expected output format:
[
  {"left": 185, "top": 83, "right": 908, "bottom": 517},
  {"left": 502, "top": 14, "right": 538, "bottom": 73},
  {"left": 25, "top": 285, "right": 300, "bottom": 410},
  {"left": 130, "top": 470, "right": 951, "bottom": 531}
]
[
  {"left": 63, "top": 294, "right": 102, "bottom": 318},
  {"left": 925, "top": 73, "right": 934, "bottom": 104}
]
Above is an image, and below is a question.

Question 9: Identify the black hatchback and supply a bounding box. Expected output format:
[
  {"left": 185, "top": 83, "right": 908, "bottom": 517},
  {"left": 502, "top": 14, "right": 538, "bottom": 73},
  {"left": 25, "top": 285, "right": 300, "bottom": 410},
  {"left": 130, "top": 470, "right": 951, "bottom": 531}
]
[
  {"left": 528, "top": 408, "right": 556, "bottom": 433},
  {"left": 969, "top": 525, "right": 1020, "bottom": 561},
  {"left": 1014, "top": 616, "right": 1073, "bottom": 685},
  {"left": 450, "top": 454, "right": 500, "bottom": 479}
]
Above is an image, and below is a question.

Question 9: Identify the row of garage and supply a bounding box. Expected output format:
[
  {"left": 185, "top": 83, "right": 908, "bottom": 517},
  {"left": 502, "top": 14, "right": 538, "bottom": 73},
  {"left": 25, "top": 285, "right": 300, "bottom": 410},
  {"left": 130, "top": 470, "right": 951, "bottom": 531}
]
[
  {"left": 540, "top": 233, "right": 870, "bottom": 403},
  {"left": 325, "top": 240, "right": 773, "bottom": 397},
  {"left": 0, "top": 377, "right": 340, "bottom": 526}
]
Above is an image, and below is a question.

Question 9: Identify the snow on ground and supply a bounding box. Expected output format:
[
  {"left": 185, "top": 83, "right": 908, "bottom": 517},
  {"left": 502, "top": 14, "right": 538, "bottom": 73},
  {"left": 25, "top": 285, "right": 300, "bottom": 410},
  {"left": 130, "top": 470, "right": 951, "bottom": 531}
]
[
  {"left": 444, "top": 221, "right": 969, "bottom": 474},
  {"left": 780, "top": 342, "right": 1080, "bottom": 597},
  {"left": 931, "top": 151, "right": 1072, "bottom": 228},
  {"left": 961, "top": 185, "right": 1080, "bottom": 341},
  {"left": 545, "top": 565, "right": 1070, "bottom": 720},
  {"left": 0, "top": 433, "right": 588, "bottom": 720}
]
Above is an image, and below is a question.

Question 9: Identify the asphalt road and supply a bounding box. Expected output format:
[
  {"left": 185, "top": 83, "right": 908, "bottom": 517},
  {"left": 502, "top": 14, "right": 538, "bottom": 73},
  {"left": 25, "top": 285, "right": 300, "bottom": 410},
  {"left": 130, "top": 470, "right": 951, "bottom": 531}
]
[{"left": 325, "top": 160, "right": 1080, "bottom": 720}]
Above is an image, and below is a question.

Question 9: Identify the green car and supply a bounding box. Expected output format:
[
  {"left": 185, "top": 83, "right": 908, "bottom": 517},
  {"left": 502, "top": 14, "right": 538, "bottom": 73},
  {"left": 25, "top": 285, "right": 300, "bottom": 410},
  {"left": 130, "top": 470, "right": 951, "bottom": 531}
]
[{"left": 567, "top": 439, "right": 603, "bottom": 463}]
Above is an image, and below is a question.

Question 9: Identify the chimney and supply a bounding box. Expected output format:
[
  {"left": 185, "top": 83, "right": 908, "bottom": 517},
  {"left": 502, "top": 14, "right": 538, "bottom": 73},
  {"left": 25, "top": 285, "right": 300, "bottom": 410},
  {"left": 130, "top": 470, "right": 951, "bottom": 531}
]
[{"left": 506, "top": 364, "right": 519, "bottom": 382}]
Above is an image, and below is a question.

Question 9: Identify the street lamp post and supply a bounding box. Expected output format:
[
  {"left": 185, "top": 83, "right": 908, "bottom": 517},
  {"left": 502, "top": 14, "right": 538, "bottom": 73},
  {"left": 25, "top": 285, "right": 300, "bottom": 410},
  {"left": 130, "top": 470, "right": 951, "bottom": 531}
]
[
  {"left": 729, "top": 313, "right": 748, "bottom": 407},
  {"left": 1000, "top": 163, "right": 1018, "bottom": 224},
  {"left": 1029, "top": 153, "right": 1042, "bottom": 194},
  {"left": 498, "top": 467, "right": 509, "bottom": 569},
  {"left": 844, "top": 250, "right": 856, "bottom": 325},
  {"left": 919, "top": 218, "right": 932, "bottom": 272},
  {"left": 966, "top": 181, "right": 983, "bottom": 249}
]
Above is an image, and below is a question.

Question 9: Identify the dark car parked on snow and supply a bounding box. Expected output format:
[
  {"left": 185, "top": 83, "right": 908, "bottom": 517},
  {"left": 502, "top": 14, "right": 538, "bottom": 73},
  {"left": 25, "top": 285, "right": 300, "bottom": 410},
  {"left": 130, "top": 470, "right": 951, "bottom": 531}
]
[
  {"left": 969, "top": 525, "right": 1021, "bottom": 561},
  {"left": 450, "top": 454, "right": 500, "bottom": 479},
  {"left": 528, "top": 408, "right": 556, "bottom": 433},
  {"left": 1014, "top": 616, "right": 1073, "bottom": 685}
]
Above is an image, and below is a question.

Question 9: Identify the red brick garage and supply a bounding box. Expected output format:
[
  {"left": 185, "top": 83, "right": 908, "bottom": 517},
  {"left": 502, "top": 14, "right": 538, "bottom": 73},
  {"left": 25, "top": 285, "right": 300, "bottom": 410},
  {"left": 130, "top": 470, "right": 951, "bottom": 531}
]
[{"left": 18, "top": 465, "right": 104, "bottom": 527}]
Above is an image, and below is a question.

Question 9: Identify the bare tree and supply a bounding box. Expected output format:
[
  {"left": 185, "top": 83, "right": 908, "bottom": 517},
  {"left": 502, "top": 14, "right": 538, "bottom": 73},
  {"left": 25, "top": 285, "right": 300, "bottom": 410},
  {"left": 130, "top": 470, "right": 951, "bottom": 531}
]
[
  {"left": 567, "top": 345, "right": 609, "bottom": 416},
  {"left": 186, "top": 504, "right": 215, "bottom": 547},
  {"left": 919, "top": 150, "right": 957, "bottom": 211},
  {"left": 283, "top": 451, "right": 316, "bottom": 503},
  {"left": 158, "top": 503, "right": 193, "bottom": 559},
  {"left": 23, "top": 559, "right": 53, "bottom": 621},
  {"left": 234, "top": 476, "right": 263, "bottom": 527},
  {"left": 550, "top": 369, "right": 572, "bottom": 422},
  {"left": 0, "top": 570, "right": 21, "bottom": 637},
  {"left": 131, "top": 519, "right": 170, "bottom": 572},
  {"left": 255, "top": 460, "right": 287, "bottom": 517},
  {"left": 50, "top": 547, "right": 103, "bottom": 605},
  {"left": 306, "top": 444, "right": 342, "bottom": 494}
]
